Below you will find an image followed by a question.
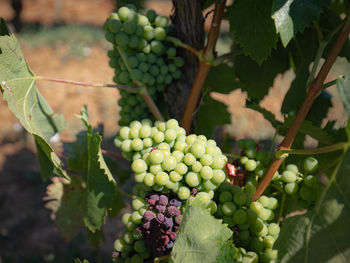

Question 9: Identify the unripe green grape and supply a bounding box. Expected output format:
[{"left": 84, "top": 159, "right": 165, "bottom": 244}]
[
  {"left": 266, "top": 197, "right": 278, "bottom": 210},
  {"left": 206, "top": 200, "right": 217, "bottom": 214},
  {"left": 257, "top": 196, "right": 269, "bottom": 207},
  {"left": 164, "top": 129, "right": 176, "bottom": 141},
  {"left": 195, "top": 192, "right": 211, "bottom": 205},
  {"left": 119, "top": 127, "right": 130, "bottom": 140},
  {"left": 192, "top": 161, "right": 202, "bottom": 173},
  {"left": 155, "top": 171, "right": 169, "bottom": 186},
  {"left": 132, "top": 197, "right": 146, "bottom": 211},
  {"left": 127, "top": 56, "right": 139, "bottom": 68},
  {"left": 175, "top": 163, "right": 188, "bottom": 175},
  {"left": 256, "top": 224, "right": 268, "bottom": 237},
  {"left": 268, "top": 223, "right": 280, "bottom": 236},
  {"left": 143, "top": 173, "right": 155, "bottom": 186},
  {"left": 131, "top": 159, "right": 147, "bottom": 173},
  {"left": 250, "top": 201, "right": 263, "bottom": 215},
  {"left": 114, "top": 137, "right": 122, "bottom": 148},
  {"left": 149, "top": 149, "right": 164, "bottom": 164},
  {"left": 131, "top": 211, "right": 143, "bottom": 224},
  {"left": 138, "top": 125, "right": 151, "bottom": 138},
  {"left": 149, "top": 164, "right": 161, "bottom": 175},
  {"left": 281, "top": 170, "right": 297, "bottom": 183},
  {"left": 258, "top": 208, "right": 272, "bottom": 221},
  {"left": 162, "top": 156, "right": 177, "bottom": 171},
  {"left": 304, "top": 175, "right": 319, "bottom": 188},
  {"left": 239, "top": 230, "right": 250, "bottom": 242},
  {"left": 212, "top": 169, "right": 226, "bottom": 184},
  {"left": 174, "top": 141, "right": 187, "bottom": 152},
  {"left": 143, "top": 25, "right": 154, "bottom": 41},
  {"left": 115, "top": 32, "right": 129, "bottom": 47},
  {"left": 137, "top": 15, "right": 149, "bottom": 26},
  {"left": 108, "top": 19, "right": 122, "bottom": 34},
  {"left": 244, "top": 148, "right": 256, "bottom": 159},
  {"left": 250, "top": 237, "right": 264, "bottom": 254},
  {"left": 222, "top": 202, "right": 237, "bottom": 216},
  {"left": 234, "top": 192, "right": 248, "bottom": 206},
  {"left": 300, "top": 185, "right": 317, "bottom": 201},
  {"left": 167, "top": 63, "right": 176, "bottom": 73},
  {"left": 137, "top": 38, "right": 147, "bottom": 50},
  {"left": 263, "top": 235, "right": 275, "bottom": 248},
  {"left": 186, "top": 172, "right": 201, "bottom": 187},
  {"left": 174, "top": 57, "right": 184, "bottom": 67},
  {"left": 186, "top": 134, "right": 197, "bottom": 145},
  {"left": 286, "top": 164, "right": 299, "bottom": 174},
  {"left": 122, "top": 213, "right": 132, "bottom": 225},
  {"left": 136, "top": 52, "right": 147, "bottom": 62},
  {"left": 142, "top": 44, "right": 151, "bottom": 53},
  {"left": 304, "top": 157, "right": 318, "bottom": 173},
  {"left": 169, "top": 171, "right": 182, "bottom": 182},
  {"left": 146, "top": 9, "right": 157, "bottom": 22},
  {"left": 190, "top": 143, "right": 205, "bottom": 158},
  {"left": 242, "top": 252, "right": 258, "bottom": 263},
  {"left": 150, "top": 40, "right": 164, "bottom": 55},
  {"left": 130, "top": 69, "right": 143, "bottom": 81},
  {"left": 129, "top": 127, "right": 140, "bottom": 138},
  {"left": 240, "top": 156, "right": 249, "bottom": 164},
  {"left": 233, "top": 209, "right": 248, "bottom": 225},
  {"left": 167, "top": 47, "right": 176, "bottom": 57},
  {"left": 211, "top": 156, "right": 226, "bottom": 169},
  {"left": 272, "top": 171, "right": 281, "bottom": 181},
  {"left": 131, "top": 138, "right": 143, "bottom": 151},
  {"left": 108, "top": 12, "right": 120, "bottom": 21},
  {"left": 114, "top": 239, "right": 125, "bottom": 252},
  {"left": 122, "top": 20, "right": 137, "bottom": 34},
  {"left": 178, "top": 186, "right": 191, "bottom": 200},
  {"left": 159, "top": 65, "right": 168, "bottom": 75},
  {"left": 247, "top": 209, "right": 258, "bottom": 224},
  {"left": 135, "top": 172, "right": 146, "bottom": 183},
  {"left": 149, "top": 65, "right": 159, "bottom": 76},
  {"left": 244, "top": 183, "right": 256, "bottom": 196},
  {"left": 284, "top": 182, "right": 299, "bottom": 195},
  {"left": 134, "top": 240, "right": 146, "bottom": 253},
  {"left": 199, "top": 154, "right": 212, "bottom": 166},
  {"left": 245, "top": 159, "right": 257, "bottom": 171},
  {"left": 202, "top": 180, "right": 217, "bottom": 191},
  {"left": 184, "top": 153, "right": 196, "bottom": 166},
  {"left": 164, "top": 74, "right": 173, "bottom": 85},
  {"left": 118, "top": 7, "right": 130, "bottom": 21},
  {"left": 121, "top": 139, "right": 132, "bottom": 152},
  {"left": 131, "top": 254, "right": 143, "bottom": 263},
  {"left": 154, "top": 15, "right": 168, "bottom": 28},
  {"left": 264, "top": 249, "right": 278, "bottom": 260},
  {"left": 138, "top": 62, "right": 149, "bottom": 72},
  {"left": 126, "top": 9, "right": 138, "bottom": 22}
]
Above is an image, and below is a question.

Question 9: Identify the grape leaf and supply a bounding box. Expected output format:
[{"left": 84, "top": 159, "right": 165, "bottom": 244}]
[
  {"left": 275, "top": 148, "right": 350, "bottom": 262},
  {"left": 245, "top": 101, "right": 281, "bottom": 128},
  {"left": 234, "top": 48, "right": 289, "bottom": 101},
  {"left": 226, "top": 0, "right": 277, "bottom": 64},
  {"left": 195, "top": 92, "right": 230, "bottom": 138},
  {"left": 216, "top": 241, "right": 241, "bottom": 263},
  {"left": 206, "top": 64, "right": 240, "bottom": 94},
  {"left": 336, "top": 71, "right": 350, "bottom": 116},
  {"left": 0, "top": 28, "right": 67, "bottom": 180},
  {"left": 171, "top": 203, "right": 232, "bottom": 263},
  {"left": 272, "top": 0, "right": 328, "bottom": 47}
]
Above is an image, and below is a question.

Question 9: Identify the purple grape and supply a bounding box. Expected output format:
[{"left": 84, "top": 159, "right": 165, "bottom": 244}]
[
  {"left": 175, "top": 215, "right": 182, "bottom": 225},
  {"left": 143, "top": 211, "right": 155, "bottom": 222},
  {"left": 163, "top": 217, "right": 174, "bottom": 229},
  {"left": 167, "top": 206, "right": 180, "bottom": 217},
  {"left": 147, "top": 199, "right": 156, "bottom": 206},
  {"left": 149, "top": 193, "right": 160, "bottom": 201},
  {"left": 112, "top": 251, "right": 120, "bottom": 258},
  {"left": 156, "top": 213, "right": 165, "bottom": 223},
  {"left": 168, "top": 231, "right": 176, "bottom": 240},
  {"left": 191, "top": 188, "right": 198, "bottom": 195},
  {"left": 166, "top": 241, "right": 174, "bottom": 249},
  {"left": 162, "top": 234, "right": 170, "bottom": 245},
  {"left": 159, "top": 195, "right": 169, "bottom": 206},
  {"left": 155, "top": 204, "right": 166, "bottom": 213},
  {"left": 169, "top": 198, "right": 181, "bottom": 207},
  {"left": 143, "top": 221, "right": 151, "bottom": 230}
]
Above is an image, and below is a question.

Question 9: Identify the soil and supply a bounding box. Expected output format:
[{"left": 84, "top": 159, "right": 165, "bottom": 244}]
[{"left": 0, "top": 1, "right": 348, "bottom": 262}]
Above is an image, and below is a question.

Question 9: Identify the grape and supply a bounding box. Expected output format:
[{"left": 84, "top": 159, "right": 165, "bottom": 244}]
[
  {"left": 155, "top": 171, "right": 169, "bottom": 186},
  {"left": 266, "top": 197, "right": 278, "bottom": 210},
  {"left": 154, "top": 15, "right": 168, "bottom": 28},
  {"left": 135, "top": 172, "right": 146, "bottom": 183},
  {"left": 299, "top": 185, "right": 317, "bottom": 201},
  {"left": 250, "top": 202, "right": 263, "bottom": 215},
  {"left": 130, "top": 69, "right": 143, "bottom": 81},
  {"left": 245, "top": 148, "right": 256, "bottom": 159},
  {"left": 162, "top": 156, "right": 177, "bottom": 171},
  {"left": 211, "top": 156, "right": 226, "bottom": 169},
  {"left": 212, "top": 169, "right": 226, "bottom": 184},
  {"left": 167, "top": 47, "right": 176, "bottom": 57},
  {"left": 192, "top": 161, "right": 202, "bottom": 173},
  {"left": 146, "top": 9, "right": 157, "bottom": 22},
  {"left": 118, "top": 7, "right": 130, "bottom": 21},
  {"left": 267, "top": 223, "right": 280, "bottom": 236},
  {"left": 123, "top": 20, "right": 137, "bottom": 34},
  {"left": 174, "top": 57, "right": 184, "bottom": 67},
  {"left": 234, "top": 192, "right": 248, "bottom": 206},
  {"left": 115, "top": 32, "right": 130, "bottom": 47},
  {"left": 131, "top": 138, "right": 143, "bottom": 151},
  {"left": 245, "top": 159, "right": 257, "bottom": 171},
  {"left": 143, "top": 25, "right": 154, "bottom": 41},
  {"left": 164, "top": 129, "right": 177, "bottom": 141},
  {"left": 138, "top": 15, "right": 149, "bottom": 26},
  {"left": 108, "top": 19, "right": 122, "bottom": 33},
  {"left": 222, "top": 202, "right": 237, "bottom": 216},
  {"left": 178, "top": 186, "right": 191, "bottom": 200},
  {"left": 132, "top": 211, "right": 143, "bottom": 224},
  {"left": 258, "top": 208, "right": 272, "bottom": 221},
  {"left": 233, "top": 209, "right": 248, "bottom": 225},
  {"left": 281, "top": 170, "right": 297, "bottom": 183},
  {"left": 191, "top": 143, "right": 206, "bottom": 158},
  {"left": 304, "top": 157, "right": 319, "bottom": 173},
  {"left": 304, "top": 175, "right": 319, "bottom": 188},
  {"left": 286, "top": 164, "right": 298, "bottom": 174},
  {"left": 175, "top": 163, "right": 188, "bottom": 175},
  {"left": 150, "top": 40, "right": 164, "bottom": 55},
  {"left": 257, "top": 196, "right": 269, "bottom": 207},
  {"left": 184, "top": 153, "right": 196, "bottom": 166},
  {"left": 200, "top": 166, "right": 213, "bottom": 180},
  {"left": 185, "top": 172, "right": 201, "bottom": 187},
  {"left": 121, "top": 139, "right": 132, "bottom": 152},
  {"left": 284, "top": 182, "right": 299, "bottom": 195},
  {"left": 142, "top": 44, "right": 151, "bottom": 54},
  {"left": 138, "top": 62, "right": 149, "bottom": 72}
]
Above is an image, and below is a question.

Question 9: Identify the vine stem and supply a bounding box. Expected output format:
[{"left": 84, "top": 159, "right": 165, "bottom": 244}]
[
  {"left": 253, "top": 15, "right": 350, "bottom": 201},
  {"left": 166, "top": 36, "right": 201, "bottom": 58},
  {"left": 181, "top": 0, "right": 227, "bottom": 133},
  {"left": 33, "top": 76, "right": 138, "bottom": 93},
  {"left": 275, "top": 142, "right": 349, "bottom": 157}
]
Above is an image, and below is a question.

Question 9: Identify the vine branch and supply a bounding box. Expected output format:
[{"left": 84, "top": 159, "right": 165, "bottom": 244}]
[
  {"left": 181, "top": 0, "right": 227, "bottom": 133},
  {"left": 253, "top": 15, "right": 350, "bottom": 201}
]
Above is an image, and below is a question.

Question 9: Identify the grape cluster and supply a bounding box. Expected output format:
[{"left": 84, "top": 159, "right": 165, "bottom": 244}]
[
  {"left": 114, "top": 119, "right": 228, "bottom": 205},
  {"left": 104, "top": 5, "right": 184, "bottom": 125}
]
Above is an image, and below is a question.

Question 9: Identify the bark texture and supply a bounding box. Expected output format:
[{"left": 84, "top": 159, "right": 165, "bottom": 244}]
[{"left": 167, "top": 0, "right": 205, "bottom": 121}]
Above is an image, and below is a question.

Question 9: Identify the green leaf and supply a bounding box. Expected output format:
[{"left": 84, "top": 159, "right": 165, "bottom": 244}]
[
  {"left": 307, "top": 90, "right": 333, "bottom": 126},
  {"left": 64, "top": 130, "right": 88, "bottom": 172},
  {"left": 171, "top": 203, "right": 232, "bottom": 263},
  {"left": 272, "top": 0, "right": 328, "bottom": 47},
  {"left": 0, "top": 29, "right": 66, "bottom": 180},
  {"left": 245, "top": 101, "right": 281, "bottom": 128},
  {"left": 195, "top": 92, "right": 230, "bottom": 138},
  {"left": 276, "top": 148, "right": 350, "bottom": 262},
  {"left": 216, "top": 241, "right": 241, "bottom": 263},
  {"left": 206, "top": 64, "right": 240, "bottom": 94},
  {"left": 226, "top": 0, "right": 277, "bottom": 64},
  {"left": 234, "top": 48, "right": 288, "bottom": 101},
  {"left": 0, "top": 18, "right": 10, "bottom": 36},
  {"left": 337, "top": 71, "right": 350, "bottom": 116}
]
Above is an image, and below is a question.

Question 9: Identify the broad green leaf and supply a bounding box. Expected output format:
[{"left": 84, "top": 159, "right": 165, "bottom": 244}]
[
  {"left": 64, "top": 130, "right": 88, "bottom": 172},
  {"left": 195, "top": 92, "right": 230, "bottom": 138},
  {"left": 206, "top": 64, "right": 240, "bottom": 94},
  {"left": 216, "top": 241, "right": 241, "bottom": 263},
  {"left": 234, "top": 48, "right": 289, "bottom": 101},
  {"left": 226, "top": 0, "right": 277, "bottom": 64},
  {"left": 337, "top": 72, "right": 350, "bottom": 116},
  {"left": 171, "top": 203, "right": 232, "bottom": 263},
  {"left": 272, "top": 0, "right": 328, "bottom": 47},
  {"left": 0, "top": 29, "right": 66, "bottom": 180},
  {"left": 276, "top": 148, "right": 350, "bottom": 262}
]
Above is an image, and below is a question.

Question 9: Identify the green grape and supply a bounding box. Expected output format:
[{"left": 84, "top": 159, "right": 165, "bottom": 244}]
[
  {"left": 234, "top": 192, "right": 248, "bottom": 206},
  {"left": 175, "top": 163, "right": 188, "bottom": 175},
  {"left": 191, "top": 143, "right": 205, "bottom": 158},
  {"left": 299, "top": 185, "right": 317, "bottom": 201},
  {"left": 212, "top": 169, "right": 226, "bottom": 184},
  {"left": 256, "top": 224, "right": 268, "bottom": 237},
  {"left": 258, "top": 208, "right": 272, "bottom": 221},
  {"left": 257, "top": 196, "right": 269, "bottom": 207},
  {"left": 155, "top": 171, "right": 169, "bottom": 186},
  {"left": 268, "top": 223, "right": 280, "bottom": 236},
  {"left": 126, "top": 9, "right": 138, "bottom": 22},
  {"left": 222, "top": 202, "right": 237, "bottom": 216},
  {"left": 264, "top": 249, "right": 278, "bottom": 260},
  {"left": 184, "top": 153, "right": 196, "bottom": 166},
  {"left": 143, "top": 173, "right": 155, "bottom": 186},
  {"left": 250, "top": 237, "right": 264, "bottom": 254},
  {"left": 168, "top": 63, "right": 177, "bottom": 73},
  {"left": 207, "top": 200, "right": 218, "bottom": 214},
  {"left": 244, "top": 183, "right": 256, "bottom": 196},
  {"left": 250, "top": 201, "right": 263, "bottom": 215},
  {"left": 143, "top": 25, "right": 154, "bottom": 41},
  {"left": 186, "top": 172, "right": 201, "bottom": 187},
  {"left": 150, "top": 40, "right": 164, "bottom": 55},
  {"left": 200, "top": 154, "right": 213, "bottom": 166},
  {"left": 122, "top": 20, "right": 137, "bottom": 34},
  {"left": 202, "top": 180, "right": 217, "bottom": 191},
  {"left": 119, "top": 127, "right": 130, "bottom": 140},
  {"left": 114, "top": 239, "right": 125, "bottom": 252},
  {"left": 242, "top": 252, "right": 258, "bottom": 263},
  {"left": 266, "top": 197, "right": 278, "bottom": 210},
  {"left": 109, "top": 57, "right": 118, "bottom": 68},
  {"left": 174, "top": 141, "right": 187, "bottom": 152},
  {"left": 122, "top": 213, "right": 132, "bottom": 225},
  {"left": 239, "top": 230, "right": 250, "bottom": 242},
  {"left": 172, "top": 69, "right": 182, "bottom": 79},
  {"left": 131, "top": 138, "right": 143, "bottom": 151},
  {"left": 149, "top": 164, "right": 162, "bottom": 175},
  {"left": 174, "top": 57, "right": 185, "bottom": 67},
  {"left": 263, "top": 235, "right": 275, "bottom": 248},
  {"left": 211, "top": 156, "right": 226, "bottom": 169},
  {"left": 169, "top": 171, "right": 182, "bottom": 182},
  {"left": 149, "top": 149, "right": 164, "bottom": 164},
  {"left": 247, "top": 209, "right": 258, "bottom": 224},
  {"left": 115, "top": 32, "right": 130, "bottom": 47},
  {"left": 138, "top": 62, "right": 149, "bottom": 72},
  {"left": 130, "top": 69, "right": 143, "bottom": 81},
  {"left": 108, "top": 19, "right": 122, "bottom": 34},
  {"left": 130, "top": 127, "right": 140, "bottom": 138},
  {"left": 165, "top": 129, "right": 177, "bottom": 141},
  {"left": 195, "top": 192, "right": 211, "bottom": 205},
  {"left": 160, "top": 65, "right": 169, "bottom": 75},
  {"left": 178, "top": 186, "right": 191, "bottom": 200},
  {"left": 139, "top": 125, "right": 151, "bottom": 138},
  {"left": 131, "top": 211, "right": 143, "bottom": 224},
  {"left": 154, "top": 15, "right": 168, "bottom": 28},
  {"left": 162, "top": 156, "right": 177, "bottom": 171},
  {"left": 131, "top": 159, "right": 147, "bottom": 173},
  {"left": 134, "top": 240, "right": 146, "bottom": 253},
  {"left": 186, "top": 134, "right": 197, "bottom": 145},
  {"left": 244, "top": 148, "right": 256, "bottom": 159},
  {"left": 192, "top": 161, "right": 202, "bottom": 173},
  {"left": 172, "top": 151, "right": 184, "bottom": 162},
  {"left": 164, "top": 74, "right": 173, "bottom": 84},
  {"left": 223, "top": 215, "right": 235, "bottom": 227},
  {"left": 281, "top": 170, "right": 297, "bottom": 183},
  {"left": 286, "top": 164, "right": 299, "bottom": 174},
  {"left": 142, "top": 44, "right": 151, "bottom": 53},
  {"left": 123, "top": 232, "right": 134, "bottom": 245},
  {"left": 240, "top": 156, "right": 249, "bottom": 164},
  {"left": 304, "top": 157, "right": 319, "bottom": 173},
  {"left": 121, "top": 139, "right": 132, "bottom": 152},
  {"left": 137, "top": 15, "right": 149, "bottom": 26},
  {"left": 233, "top": 209, "right": 248, "bottom": 225},
  {"left": 132, "top": 197, "right": 146, "bottom": 211},
  {"left": 284, "top": 182, "right": 299, "bottom": 195},
  {"left": 131, "top": 254, "right": 143, "bottom": 263},
  {"left": 245, "top": 159, "right": 257, "bottom": 171},
  {"left": 127, "top": 56, "right": 139, "bottom": 68},
  {"left": 167, "top": 47, "right": 176, "bottom": 57},
  {"left": 149, "top": 65, "right": 160, "bottom": 76},
  {"left": 137, "top": 38, "right": 147, "bottom": 50},
  {"left": 135, "top": 172, "right": 146, "bottom": 183},
  {"left": 118, "top": 7, "right": 130, "bottom": 21},
  {"left": 146, "top": 9, "right": 157, "bottom": 22},
  {"left": 304, "top": 175, "right": 319, "bottom": 188},
  {"left": 136, "top": 52, "right": 147, "bottom": 62}
]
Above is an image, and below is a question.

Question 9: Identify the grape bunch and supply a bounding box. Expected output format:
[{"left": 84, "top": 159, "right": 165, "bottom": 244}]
[
  {"left": 114, "top": 119, "right": 228, "bottom": 206},
  {"left": 113, "top": 192, "right": 183, "bottom": 262},
  {"left": 104, "top": 5, "right": 184, "bottom": 125}
]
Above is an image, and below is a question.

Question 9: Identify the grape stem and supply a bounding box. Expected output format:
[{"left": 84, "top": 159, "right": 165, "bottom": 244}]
[
  {"left": 275, "top": 142, "right": 349, "bottom": 158},
  {"left": 116, "top": 187, "right": 135, "bottom": 200},
  {"left": 181, "top": 0, "right": 227, "bottom": 133},
  {"left": 253, "top": 14, "right": 350, "bottom": 201},
  {"left": 32, "top": 76, "right": 139, "bottom": 93},
  {"left": 212, "top": 50, "right": 244, "bottom": 66},
  {"left": 154, "top": 254, "right": 170, "bottom": 263},
  {"left": 101, "top": 149, "right": 123, "bottom": 159},
  {"left": 165, "top": 36, "right": 201, "bottom": 58},
  {"left": 277, "top": 193, "right": 286, "bottom": 224}
]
